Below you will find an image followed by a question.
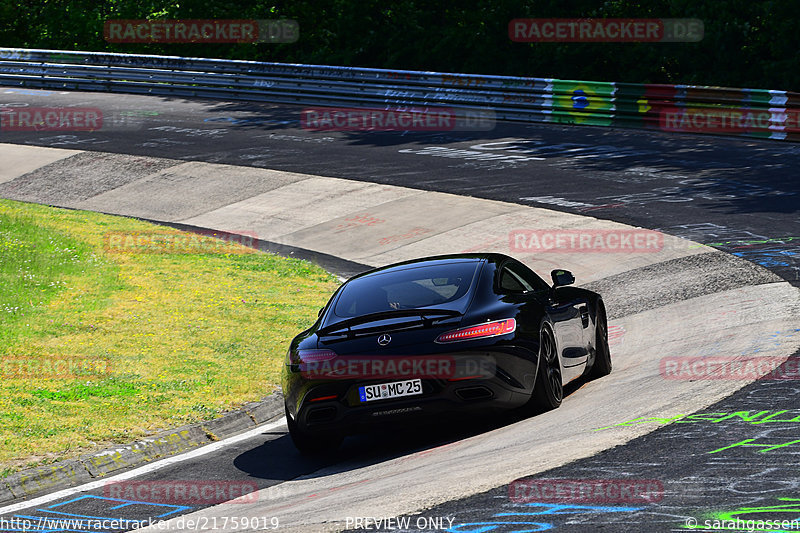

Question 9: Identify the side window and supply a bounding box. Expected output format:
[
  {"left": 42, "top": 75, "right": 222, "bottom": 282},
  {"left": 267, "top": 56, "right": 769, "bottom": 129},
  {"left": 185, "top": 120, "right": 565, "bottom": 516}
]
[
  {"left": 500, "top": 265, "right": 533, "bottom": 292},
  {"left": 499, "top": 261, "right": 550, "bottom": 293}
]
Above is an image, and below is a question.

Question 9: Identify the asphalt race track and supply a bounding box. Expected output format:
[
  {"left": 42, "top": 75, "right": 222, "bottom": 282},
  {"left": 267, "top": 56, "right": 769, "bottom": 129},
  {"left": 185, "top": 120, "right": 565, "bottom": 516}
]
[{"left": 1, "top": 87, "right": 800, "bottom": 532}]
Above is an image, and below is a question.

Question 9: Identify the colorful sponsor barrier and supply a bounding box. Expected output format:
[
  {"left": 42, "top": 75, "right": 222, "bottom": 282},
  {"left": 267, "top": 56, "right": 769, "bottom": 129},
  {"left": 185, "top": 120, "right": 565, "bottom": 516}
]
[{"left": 0, "top": 48, "right": 798, "bottom": 142}]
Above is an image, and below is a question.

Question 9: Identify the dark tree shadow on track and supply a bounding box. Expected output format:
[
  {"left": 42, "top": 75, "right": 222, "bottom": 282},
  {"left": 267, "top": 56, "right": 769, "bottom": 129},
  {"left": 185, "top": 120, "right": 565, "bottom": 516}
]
[{"left": 3, "top": 88, "right": 800, "bottom": 217}]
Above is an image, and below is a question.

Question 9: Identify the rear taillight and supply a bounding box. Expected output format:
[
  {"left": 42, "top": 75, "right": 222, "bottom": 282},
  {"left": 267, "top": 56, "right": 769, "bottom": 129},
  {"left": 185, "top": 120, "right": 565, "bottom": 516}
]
[
  {"left": 297, "top": 349, "right": 337, "bottom": 363},
  {"left": 435, "top": 318, "right": 516, "bottom": 343},
  {"left": 309, "top": 394, "right": 338, "bottom": 402}
]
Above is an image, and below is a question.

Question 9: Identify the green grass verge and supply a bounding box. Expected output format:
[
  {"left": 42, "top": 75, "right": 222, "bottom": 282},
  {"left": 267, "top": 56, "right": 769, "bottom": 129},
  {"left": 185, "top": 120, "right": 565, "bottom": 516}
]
[{"left": 0, "top": 199, "right": 340, "bottom": 476}]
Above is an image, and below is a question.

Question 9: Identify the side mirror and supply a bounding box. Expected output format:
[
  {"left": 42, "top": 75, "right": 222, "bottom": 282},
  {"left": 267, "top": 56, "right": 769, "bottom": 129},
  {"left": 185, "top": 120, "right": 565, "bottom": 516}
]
[{"left": 551, "top": 269, "right": 575, "bottom": 288}]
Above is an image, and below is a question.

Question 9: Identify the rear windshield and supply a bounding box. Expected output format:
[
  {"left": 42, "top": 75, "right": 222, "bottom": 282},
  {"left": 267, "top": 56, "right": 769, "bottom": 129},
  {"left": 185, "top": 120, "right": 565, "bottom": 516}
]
[{"left": 333, "top": 262, "right": 480, "bottom": 318}]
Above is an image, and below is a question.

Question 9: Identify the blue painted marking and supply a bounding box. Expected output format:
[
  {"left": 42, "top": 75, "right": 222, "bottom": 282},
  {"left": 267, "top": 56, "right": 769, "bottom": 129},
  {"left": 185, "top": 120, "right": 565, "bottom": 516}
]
[
  {"left": 446, "top": 502, "right": 645, "bottom": 532},
  {"left": 46, "top": 494, "right": 190, "bottom": 517},
  {"left": 3, "top": 88, "right": 55, "bottom": 96},
  {"left": 447, "top": 521, "right": 552, "bottom": 532},
  {"left": 0, "top": 495, "right": 193, "bottom": 532},
  {"left": 571, "top": 90, "right": 589, "bottom": 109},
  {"left": 498, "top": 502, "right": 644, "bottom": 515}
]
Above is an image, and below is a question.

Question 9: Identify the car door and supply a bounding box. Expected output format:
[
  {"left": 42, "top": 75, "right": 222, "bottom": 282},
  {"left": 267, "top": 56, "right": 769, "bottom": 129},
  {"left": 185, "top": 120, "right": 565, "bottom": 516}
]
[
  {"left": 509, "top": 261, "right": 589, "bottom": 375},
  {"left": 547, "top": 284, "right": 590, "bottom": 369}
]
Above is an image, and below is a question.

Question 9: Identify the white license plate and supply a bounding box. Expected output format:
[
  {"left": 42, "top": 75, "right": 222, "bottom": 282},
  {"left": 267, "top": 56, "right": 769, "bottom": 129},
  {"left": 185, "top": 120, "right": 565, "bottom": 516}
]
[{"left": 359, "top": 379, "right": 422, "bottom": 402}]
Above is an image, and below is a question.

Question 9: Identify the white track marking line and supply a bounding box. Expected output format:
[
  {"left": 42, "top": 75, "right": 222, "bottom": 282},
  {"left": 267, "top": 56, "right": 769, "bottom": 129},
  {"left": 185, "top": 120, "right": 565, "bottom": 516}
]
[{"left": 0, "top": 418, "right": 287, "bottom": 515}]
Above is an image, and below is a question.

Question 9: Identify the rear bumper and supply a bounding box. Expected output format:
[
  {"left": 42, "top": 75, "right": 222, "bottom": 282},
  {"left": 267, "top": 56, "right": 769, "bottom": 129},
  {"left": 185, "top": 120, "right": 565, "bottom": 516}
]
[
  {"left": 283, "top": 343, "right": 540, "bottom": 435},
  {"left": 286, "top": 376, "right": 532, "bottom": 435}
]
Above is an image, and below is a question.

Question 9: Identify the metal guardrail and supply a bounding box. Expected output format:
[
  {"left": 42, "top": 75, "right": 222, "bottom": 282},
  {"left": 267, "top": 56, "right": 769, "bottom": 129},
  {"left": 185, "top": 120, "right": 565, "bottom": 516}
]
[{"left": 1, "top": 47, "right": 799, "bottom": 141}]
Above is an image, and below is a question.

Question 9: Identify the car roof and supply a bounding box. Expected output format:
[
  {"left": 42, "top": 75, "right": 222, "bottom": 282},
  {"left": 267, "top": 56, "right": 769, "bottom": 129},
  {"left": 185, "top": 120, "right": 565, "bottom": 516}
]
[{"left": 346, "top": 253, "right": 511, "bottom": 282}]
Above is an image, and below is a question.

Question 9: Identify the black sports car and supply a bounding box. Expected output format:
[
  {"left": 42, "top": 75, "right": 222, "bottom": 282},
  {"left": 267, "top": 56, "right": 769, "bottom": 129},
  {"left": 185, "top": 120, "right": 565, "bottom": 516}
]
[{"left": 282, "top": 253, "right": 611, "bottom": 453}]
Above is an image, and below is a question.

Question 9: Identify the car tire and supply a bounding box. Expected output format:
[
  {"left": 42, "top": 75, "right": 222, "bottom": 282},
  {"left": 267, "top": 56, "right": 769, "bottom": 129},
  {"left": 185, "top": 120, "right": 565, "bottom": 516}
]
[
  {"left": 285, "top": 405, "right": 343, "bottom": 454},
  {"left": 531, "top": 324, "right": 563, "bottom": 411},
  {"left": 589, "top": 303, "right": 612, "bottom": 378}
]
